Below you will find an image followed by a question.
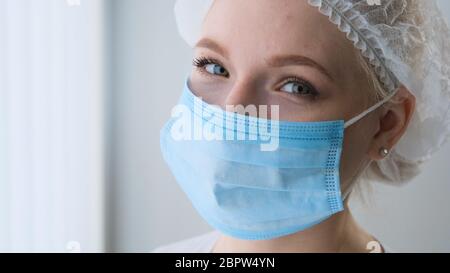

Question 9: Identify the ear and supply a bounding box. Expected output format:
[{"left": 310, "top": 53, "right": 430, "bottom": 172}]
[{"left": 368, "top": 86, "right": 416, "bottom": 161}]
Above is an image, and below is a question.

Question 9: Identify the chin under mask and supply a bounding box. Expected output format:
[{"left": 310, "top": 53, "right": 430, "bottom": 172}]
[{"left": 160, "top": 76, "right": 397, "bottom": 240}]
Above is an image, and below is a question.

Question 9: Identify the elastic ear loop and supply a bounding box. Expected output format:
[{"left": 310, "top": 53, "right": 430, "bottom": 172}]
[
  {"left": 344, "top": 88, "right": 400, "bottom": 129},
  {"left": 341, "top": 155, "right": 374, "bottom": 201},
  {"left": 342, "top": 184, "right": 354, "bottom": 202},
  {"left": 341, "top": 89, "right": 400, "bottom": 201}
]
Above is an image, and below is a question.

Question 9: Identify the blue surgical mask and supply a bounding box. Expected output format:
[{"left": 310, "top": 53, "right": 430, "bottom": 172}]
[{"left": 160, "top": 76, "right": 397, "bottom": 240}]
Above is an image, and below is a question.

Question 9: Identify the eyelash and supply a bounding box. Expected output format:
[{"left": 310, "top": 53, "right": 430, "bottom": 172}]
[
  {"left": 193, "top": 57, "right": 229, "bottom": 78},
  {"left": 192, "top": 57, "right": 319, "bottom": 99}
]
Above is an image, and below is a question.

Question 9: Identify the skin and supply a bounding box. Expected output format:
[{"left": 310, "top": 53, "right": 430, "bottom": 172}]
[{"left": 189, "top": 0, "right": 416, "bottom": 253}]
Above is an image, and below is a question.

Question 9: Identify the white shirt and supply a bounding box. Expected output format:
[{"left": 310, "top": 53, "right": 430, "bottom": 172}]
[{"left": 151, "top": 231, "right": 393, "bottom": 253}]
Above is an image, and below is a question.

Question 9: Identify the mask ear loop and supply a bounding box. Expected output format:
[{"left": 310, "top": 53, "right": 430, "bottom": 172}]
[
  {"left": 342, "top": 183, "right": 355, "bottom": 201},
  {"left": 341, "top": 88, "right": 400, "bottom": 201},
  {"left": 341, "top": 155, "right": 374, "bottom": 202},
  {"left": 344, "top": 88, "right": 399, "bottom": 129}
]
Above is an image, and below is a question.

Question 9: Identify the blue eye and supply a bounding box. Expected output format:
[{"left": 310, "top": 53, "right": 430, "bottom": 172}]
[
  {"left": 280, "top": 77, "right": 318, "bottom": 97},
  {"left": 193, "top": 57, "right": 229, "bottom": 78},
  {"left": 205, "top": 63, "right": 228, "bottom": 76}
]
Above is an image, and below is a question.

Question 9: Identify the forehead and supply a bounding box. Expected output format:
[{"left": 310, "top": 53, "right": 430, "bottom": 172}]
[{"left": 200, "top": 0, "right": 359, "bottom": 81}]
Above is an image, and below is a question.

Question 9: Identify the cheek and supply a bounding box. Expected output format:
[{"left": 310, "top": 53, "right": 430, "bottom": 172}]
[
  {"left": 189, "top": 73, "right": 230, "bottom": 105},
  {"left": 339, "top": 120, "right": 375, "bottom": 185}
]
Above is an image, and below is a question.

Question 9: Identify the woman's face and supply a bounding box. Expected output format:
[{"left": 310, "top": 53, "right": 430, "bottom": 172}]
[{"left": 189, "top": 0, "right": 382, "bottom": 189}]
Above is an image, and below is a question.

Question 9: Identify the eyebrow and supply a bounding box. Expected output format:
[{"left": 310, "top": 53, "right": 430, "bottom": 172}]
[
  {"left": 196, "top": 38, "right": 230, "bottom": 58},
  {"left": 266, "top": 54, "right": 334, "bottom": 81},
  {"left": 195, "top": 38, "right": 334, "bottom": 81}
]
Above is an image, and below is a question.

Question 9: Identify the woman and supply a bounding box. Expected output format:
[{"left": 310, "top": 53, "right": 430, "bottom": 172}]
[{"left": 154, "top": 0, "right": 450, "bottom": 253}]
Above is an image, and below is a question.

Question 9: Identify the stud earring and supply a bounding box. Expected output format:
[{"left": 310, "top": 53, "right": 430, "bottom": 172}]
[{"left": 379, "top": 147, "right": 389, "bottom": 158}]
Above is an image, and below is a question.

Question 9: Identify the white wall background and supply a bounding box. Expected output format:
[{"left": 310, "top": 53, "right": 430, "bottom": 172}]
[{"left": 108, "top": 0, "right": 450, "bottom": 252}]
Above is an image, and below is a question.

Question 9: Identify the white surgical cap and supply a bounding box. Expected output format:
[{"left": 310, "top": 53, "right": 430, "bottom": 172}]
[{"left": 174, "top": 0, "right": 450, "bottom": 184}]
